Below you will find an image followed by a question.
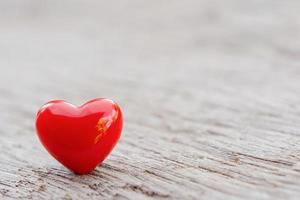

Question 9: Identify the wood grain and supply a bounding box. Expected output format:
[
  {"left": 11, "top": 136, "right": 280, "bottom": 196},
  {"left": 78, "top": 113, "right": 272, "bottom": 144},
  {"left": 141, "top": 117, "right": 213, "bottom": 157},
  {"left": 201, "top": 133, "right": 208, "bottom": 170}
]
[{"left": 0, "top": 0, "right": 300, "bottom": 199}]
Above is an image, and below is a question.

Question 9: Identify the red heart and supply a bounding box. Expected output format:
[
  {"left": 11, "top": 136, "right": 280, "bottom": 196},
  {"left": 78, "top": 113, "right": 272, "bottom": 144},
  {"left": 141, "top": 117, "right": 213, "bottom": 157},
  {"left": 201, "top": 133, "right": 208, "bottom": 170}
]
[{"left": 35, "top": 98, "right": 123, "bottom": 174}]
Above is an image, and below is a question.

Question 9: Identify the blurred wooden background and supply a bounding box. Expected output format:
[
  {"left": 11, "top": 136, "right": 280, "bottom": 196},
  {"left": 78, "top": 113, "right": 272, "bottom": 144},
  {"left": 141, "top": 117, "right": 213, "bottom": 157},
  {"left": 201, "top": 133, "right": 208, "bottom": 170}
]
[{"left": 0, "top": 0, "right": 300, "bottom": 199}]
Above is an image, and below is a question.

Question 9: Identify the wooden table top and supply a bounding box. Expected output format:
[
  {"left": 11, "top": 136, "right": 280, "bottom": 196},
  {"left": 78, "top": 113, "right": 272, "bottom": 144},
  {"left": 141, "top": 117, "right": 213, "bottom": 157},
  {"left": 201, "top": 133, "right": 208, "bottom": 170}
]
[{"left": 0, "top": 1, "right": 299, "bottom": 199}]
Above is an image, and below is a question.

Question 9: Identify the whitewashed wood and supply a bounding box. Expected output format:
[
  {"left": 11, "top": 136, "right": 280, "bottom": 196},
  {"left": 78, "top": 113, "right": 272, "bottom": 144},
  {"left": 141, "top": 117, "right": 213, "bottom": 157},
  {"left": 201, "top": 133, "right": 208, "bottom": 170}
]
[{"left": 0, "top": 0, "right": 300, "bottom": 199}]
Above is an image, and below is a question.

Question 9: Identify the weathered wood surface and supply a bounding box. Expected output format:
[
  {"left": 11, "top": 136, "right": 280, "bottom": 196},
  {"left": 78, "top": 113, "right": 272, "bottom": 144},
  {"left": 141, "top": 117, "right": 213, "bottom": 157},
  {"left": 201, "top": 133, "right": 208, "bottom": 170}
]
[{"left": 0, "top": 0, "right": 300, "bottom": 199}]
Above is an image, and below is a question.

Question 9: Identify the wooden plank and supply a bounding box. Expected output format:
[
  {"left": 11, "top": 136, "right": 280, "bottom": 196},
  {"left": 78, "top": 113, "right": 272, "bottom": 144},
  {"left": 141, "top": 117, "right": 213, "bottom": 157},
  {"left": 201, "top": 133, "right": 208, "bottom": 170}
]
[{"left": 0, "top": 0, "right": 299, "bottom": 199}]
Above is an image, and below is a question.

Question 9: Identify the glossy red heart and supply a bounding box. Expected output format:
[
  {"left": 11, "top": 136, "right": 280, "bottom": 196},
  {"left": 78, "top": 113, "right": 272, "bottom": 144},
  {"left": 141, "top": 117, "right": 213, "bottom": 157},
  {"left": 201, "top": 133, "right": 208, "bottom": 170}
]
[{"left": 35, "top": 98, "right": 123, "bottom": 174}]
